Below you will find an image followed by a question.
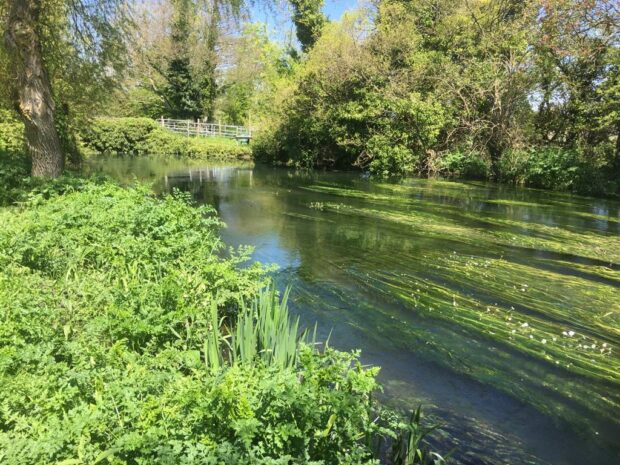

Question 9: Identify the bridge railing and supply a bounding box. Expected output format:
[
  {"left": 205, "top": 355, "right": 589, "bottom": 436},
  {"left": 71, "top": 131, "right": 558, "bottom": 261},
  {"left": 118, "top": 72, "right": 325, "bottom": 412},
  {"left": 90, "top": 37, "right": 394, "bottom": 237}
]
[{"left": 159, "top": 118, "right": 252, "bottom": 140}]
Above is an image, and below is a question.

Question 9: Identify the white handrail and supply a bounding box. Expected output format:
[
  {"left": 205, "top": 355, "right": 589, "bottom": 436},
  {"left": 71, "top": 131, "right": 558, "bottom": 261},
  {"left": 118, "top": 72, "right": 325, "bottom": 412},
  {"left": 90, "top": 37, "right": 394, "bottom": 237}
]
[{"left": 158, "top": 118, "right": 252, "bottom": 140}]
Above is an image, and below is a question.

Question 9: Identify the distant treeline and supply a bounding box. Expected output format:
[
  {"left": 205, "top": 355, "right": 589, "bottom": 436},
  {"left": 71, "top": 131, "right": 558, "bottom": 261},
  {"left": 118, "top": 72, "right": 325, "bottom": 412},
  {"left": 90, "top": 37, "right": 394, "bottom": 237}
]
[
  {"left": 1, "top": 0, "right": 618, "bottom": 195},
  {"left": 254, "top": 1, "right": 619, "bottom": 196}
]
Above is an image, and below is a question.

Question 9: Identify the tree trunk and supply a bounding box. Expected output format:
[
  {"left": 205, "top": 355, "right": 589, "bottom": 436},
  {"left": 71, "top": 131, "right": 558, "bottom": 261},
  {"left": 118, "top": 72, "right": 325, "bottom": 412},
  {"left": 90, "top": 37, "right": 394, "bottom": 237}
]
[
  {"left": 4, "top": 0, "right": 64, "bottom": 178},
  {"left": 202, "top": 0, "right": 220, "bottom": 121}
]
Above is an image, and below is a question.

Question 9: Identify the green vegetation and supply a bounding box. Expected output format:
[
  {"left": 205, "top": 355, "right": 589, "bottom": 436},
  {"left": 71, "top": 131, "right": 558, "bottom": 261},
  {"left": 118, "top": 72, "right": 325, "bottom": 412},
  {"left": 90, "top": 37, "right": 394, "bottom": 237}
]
[
  {"left": 1, "top": 0, "right": 618, "bottom": 462},
  {"left": 252, "top": 1, "right": 619, "bottom": 196},
  {"left": 0, "top": 110, "right": 27, "bottom": 204},
  {"left": 81, "top": 118, "right": 251, "bottom": 159},
  {"left": 1, "top": 0, "right": 618, "bottom": 195},
  {"left": 0, "top": 181, "right": 447, "bottom": 464}
]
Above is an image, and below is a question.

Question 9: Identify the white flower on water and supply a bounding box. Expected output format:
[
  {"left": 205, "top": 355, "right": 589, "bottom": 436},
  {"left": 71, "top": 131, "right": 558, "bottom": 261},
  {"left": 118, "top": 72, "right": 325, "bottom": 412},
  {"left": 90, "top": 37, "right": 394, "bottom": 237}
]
[
  {"left": 521, "top": 322, "right": 529, "bottom": 328},
  {"left": 541, "top": 339, "right": 547, "bottom": 344}
]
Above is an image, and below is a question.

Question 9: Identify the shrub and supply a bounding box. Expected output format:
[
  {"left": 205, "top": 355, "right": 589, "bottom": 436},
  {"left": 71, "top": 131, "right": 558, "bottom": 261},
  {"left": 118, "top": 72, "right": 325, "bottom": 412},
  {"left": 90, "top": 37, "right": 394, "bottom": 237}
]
[
  {"left": 81, "top": 117, "right": 251, "bottom": 159},
  {"left": 366, "top": 136, "right": 417, "bottom": 178},
  {"left": 80, "top": 117, "right": 161, "bottom": 155},
  {"left": 146, "top": 128, "right": 252, "bottom": 159},
  {"left": 0, "top": 110, "right": 25, "bottom": 156},
  {"left": 0, "top": 111, "right": 32, "bottom": 206},
  {"left": 498, "top": 148, "right": 618, "bottom": 195},
  {"left": 522, "top": 148, "right": 583, "bottom": 191},
  {"left": 0, "top": 152, "right": 29, "bottom": 206},
  {"left": 436, "top": 151, "right": 490, "bottom": 180}
]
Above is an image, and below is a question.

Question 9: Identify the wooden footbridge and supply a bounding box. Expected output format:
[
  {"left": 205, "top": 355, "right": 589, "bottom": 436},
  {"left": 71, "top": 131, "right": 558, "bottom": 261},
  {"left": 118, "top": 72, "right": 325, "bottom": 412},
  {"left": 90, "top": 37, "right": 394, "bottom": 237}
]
[{"left": 159, "top": 117, "right": 252, "bottom": 143}]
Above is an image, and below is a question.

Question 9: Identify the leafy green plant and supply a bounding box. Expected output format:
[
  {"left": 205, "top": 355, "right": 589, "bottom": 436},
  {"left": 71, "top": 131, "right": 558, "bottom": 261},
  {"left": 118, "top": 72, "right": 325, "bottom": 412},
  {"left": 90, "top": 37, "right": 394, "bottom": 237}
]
[
  {"left": 437, "top": 151, "right": 490, "bottom": 180},
  {"left": 80, "top": 117, "right": 159, "bottom": 156},
  {"left": 81, "top": 117, "right": 251, "bottom": 159},
  {"left": 0, "top": 180, "right": 450, "bottom": 464},
  {"left": 0, "top": 110, "right": 25, "bottom": 156},
  {"left": 389, "top": 407, "right": 450, "bottom": 465},
  {"left": 201, "top": 284, "right": 316, "bottom": 370}
]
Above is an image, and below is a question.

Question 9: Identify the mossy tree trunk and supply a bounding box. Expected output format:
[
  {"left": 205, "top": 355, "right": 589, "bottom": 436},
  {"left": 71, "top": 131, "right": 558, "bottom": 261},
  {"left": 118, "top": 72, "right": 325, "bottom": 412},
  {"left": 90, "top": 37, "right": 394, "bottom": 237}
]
[{"left": 4, "top": 0, "right": 64, "bottom": 178}]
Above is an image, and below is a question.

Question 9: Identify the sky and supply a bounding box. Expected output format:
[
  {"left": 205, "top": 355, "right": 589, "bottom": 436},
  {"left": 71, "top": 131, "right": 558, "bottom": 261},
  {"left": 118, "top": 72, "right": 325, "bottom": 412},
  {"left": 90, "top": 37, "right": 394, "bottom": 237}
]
[
  {"left": 323, "top": 0, "right": 359, "bottom": 20},
  {"left": 248, "top": 0, "right": 361, "bottom": 45}
]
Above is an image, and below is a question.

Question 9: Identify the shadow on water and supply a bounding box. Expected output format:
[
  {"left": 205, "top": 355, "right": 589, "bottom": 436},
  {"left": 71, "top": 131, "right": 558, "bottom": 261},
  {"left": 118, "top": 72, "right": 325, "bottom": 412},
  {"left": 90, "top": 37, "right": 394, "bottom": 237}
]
[{"left": 84, "top": 157, "right": 620, "bottom": 465}]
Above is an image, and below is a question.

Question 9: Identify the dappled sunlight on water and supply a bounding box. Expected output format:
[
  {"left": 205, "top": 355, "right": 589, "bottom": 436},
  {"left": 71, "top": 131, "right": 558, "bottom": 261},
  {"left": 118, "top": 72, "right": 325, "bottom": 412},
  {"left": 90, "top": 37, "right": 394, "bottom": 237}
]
[{"left": 85, "top": 158, "right": 620, "bottom": 465}]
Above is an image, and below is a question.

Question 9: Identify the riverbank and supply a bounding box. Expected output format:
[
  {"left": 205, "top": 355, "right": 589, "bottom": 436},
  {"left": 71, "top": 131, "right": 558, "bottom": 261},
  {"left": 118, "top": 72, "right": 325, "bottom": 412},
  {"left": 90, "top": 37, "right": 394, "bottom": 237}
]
[
  {"left": 0, "top": 177, "right": 447, "bottom": 464},
  {"left": 2, "top": 113, "right": 619, "bottom": 198},
  {"left": 81, "top": 117, "right": 252, "bottom": 160}
]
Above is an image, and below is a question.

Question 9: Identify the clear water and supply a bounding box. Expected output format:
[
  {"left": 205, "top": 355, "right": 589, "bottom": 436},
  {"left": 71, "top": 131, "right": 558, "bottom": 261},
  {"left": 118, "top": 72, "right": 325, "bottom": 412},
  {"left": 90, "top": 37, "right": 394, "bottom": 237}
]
[{"left": 85, "top": 157, "right": 620, "bottom": 465}]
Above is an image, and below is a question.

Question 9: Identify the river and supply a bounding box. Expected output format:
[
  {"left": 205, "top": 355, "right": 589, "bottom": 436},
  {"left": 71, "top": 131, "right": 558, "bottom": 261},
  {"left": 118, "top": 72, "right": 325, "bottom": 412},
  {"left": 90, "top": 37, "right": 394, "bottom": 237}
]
[{"left": 85, "top": 157, "right": 620, "bottom": 465}]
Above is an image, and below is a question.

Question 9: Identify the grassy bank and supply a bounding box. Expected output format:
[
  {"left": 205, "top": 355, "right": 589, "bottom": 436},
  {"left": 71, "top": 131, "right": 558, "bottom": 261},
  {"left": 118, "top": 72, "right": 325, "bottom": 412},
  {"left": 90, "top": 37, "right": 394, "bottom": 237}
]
[
  {"left": 0, "top": 180, "right": 446, "bottom": 464},
  {"left": 81, "top": 117, "right": 252, "bottom": 160}
]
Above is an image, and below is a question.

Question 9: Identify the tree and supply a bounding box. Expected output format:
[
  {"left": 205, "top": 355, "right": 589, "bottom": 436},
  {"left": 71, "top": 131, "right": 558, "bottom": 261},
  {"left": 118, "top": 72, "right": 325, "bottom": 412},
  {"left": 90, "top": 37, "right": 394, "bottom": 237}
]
[
  {"left": 289, "top": 0, "right": 327, "bottom": 52},
  {"left": 533, "top": 0, "right": 619, "bottom": 166},
  {"left": 216, "top": 23, "right": 287, "bottom": 125},
  {"left": 138, "top": 0, "right": 248, "bottom": 120},
  {"left": 2, "top": 0, "right": 128, "bottom": 178},
  {"left": 4, "top": 0, "right": 63, "bottom": 177},
  {"left": 200, "top": 0, "right": 220, "bottom": 121},
  {"left": 163, "top": 0, "right": 203, "bottom": 119}
]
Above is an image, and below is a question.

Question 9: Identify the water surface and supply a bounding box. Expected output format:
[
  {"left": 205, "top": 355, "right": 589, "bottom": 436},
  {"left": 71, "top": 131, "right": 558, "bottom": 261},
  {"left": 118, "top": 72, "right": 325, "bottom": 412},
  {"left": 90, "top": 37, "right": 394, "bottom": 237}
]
[{"left": 85, "top": 158, "right": 620, "bottom": 465}]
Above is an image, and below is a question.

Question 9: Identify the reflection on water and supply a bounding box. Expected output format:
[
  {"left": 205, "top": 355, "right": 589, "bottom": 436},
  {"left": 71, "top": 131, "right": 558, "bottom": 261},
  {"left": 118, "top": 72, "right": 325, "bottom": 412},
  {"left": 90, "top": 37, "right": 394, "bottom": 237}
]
[{"left": 85, "top": 157, "right": 620, "bottom": 465}]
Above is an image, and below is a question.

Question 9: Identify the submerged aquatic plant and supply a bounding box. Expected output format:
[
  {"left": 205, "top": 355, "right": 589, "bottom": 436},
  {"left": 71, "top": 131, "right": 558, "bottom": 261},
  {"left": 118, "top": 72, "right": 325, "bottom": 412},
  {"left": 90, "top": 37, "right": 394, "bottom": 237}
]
[{"left": 296, "top": 180, "right": 620, "bottom": 441}]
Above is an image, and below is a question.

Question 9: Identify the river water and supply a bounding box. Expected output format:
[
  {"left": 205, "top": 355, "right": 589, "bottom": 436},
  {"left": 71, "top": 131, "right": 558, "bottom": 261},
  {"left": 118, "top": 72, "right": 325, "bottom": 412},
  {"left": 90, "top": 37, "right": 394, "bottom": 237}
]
[{"left": 85, "top": 157, "right": 620, "bottom": 465}]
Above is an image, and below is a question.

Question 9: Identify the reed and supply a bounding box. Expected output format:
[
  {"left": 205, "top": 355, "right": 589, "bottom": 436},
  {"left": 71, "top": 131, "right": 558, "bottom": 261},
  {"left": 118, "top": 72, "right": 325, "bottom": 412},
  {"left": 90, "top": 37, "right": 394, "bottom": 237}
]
[{"left": 203, "top": 283, "right": 316, "bottom": 370}]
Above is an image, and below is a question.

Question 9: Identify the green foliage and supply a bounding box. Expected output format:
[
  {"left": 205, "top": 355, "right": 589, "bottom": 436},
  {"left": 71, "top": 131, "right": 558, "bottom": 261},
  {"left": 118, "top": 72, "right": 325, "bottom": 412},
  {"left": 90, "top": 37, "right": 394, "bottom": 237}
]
[
  {"left": 388, "top": 407, "right": 449, "bottom": 465},
  {"left": 163, "top": 56, "right": 203, "bottom": 119},
  {"left": 499, "top": 148, "right": 617, "bottom": 195},
  {"left": 161, "top": 0, "right": 203, "bottom": 119},
  {"left": 523, "top": 148, "right": 584, "bottom": 191},
  {"left": 361, "top": 94, "right": 446, "bottom": 176},
  {"left": 254, "top": 17, "right": 447, "bottom": 177},
  {"left": 0, "top": 111, "right": 29, "bottom": 205},
  {"left": 0, "top": 110, "right": 24, "bottom": 156},
  {"left": 0, "top": 181, "right": 446, "bottom": 464},
  {"left": 252, "top": 0, "right": 619, "bottom": 195},
  {"left": 290, "top": 0, "right": 328, "bottom": 52},
  {"left": 533, "top": 0, "right": 619, "bottom": 159},
  {"left": 111, "top": 87, "right": 168, "bottom": 119},
  {"left": 0, "top": 153, "right": 29, "bottom": 206},
  {"left": 234, "top": 285, "right": 314, "bottom": 369},
  {"left": 80, "top": 118, "right": 160, "bottom": 155},
  {"left": 214, "top": 23, "right": 295, "bottom": 127},
  {"left": 436, "top": 151, "right": 490, "bottom": 180},
  {"left": 80, "top": 118, "right": 251, "bottom": 159}
]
